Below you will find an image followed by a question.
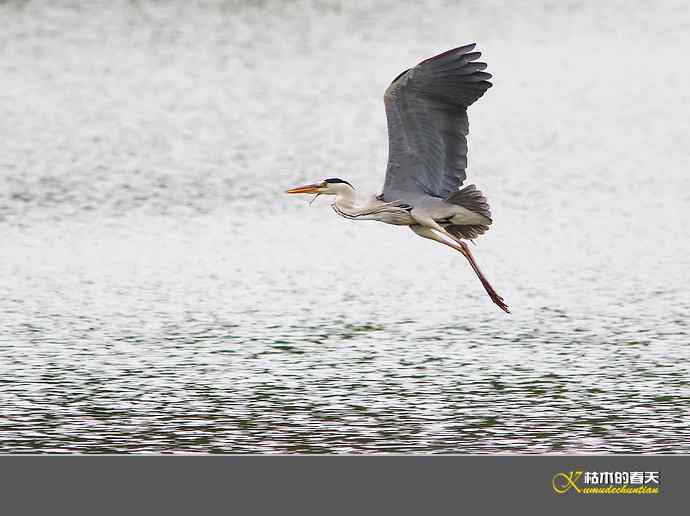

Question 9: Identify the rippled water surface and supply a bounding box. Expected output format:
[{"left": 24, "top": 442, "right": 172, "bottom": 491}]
[{"left": 1, "top": 0, "right": 690, "bottom": 453}]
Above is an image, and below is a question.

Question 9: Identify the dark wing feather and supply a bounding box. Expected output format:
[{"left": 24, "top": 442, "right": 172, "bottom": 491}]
[{"left": 381, "top": 44, "right": 492, "bottom": 201}]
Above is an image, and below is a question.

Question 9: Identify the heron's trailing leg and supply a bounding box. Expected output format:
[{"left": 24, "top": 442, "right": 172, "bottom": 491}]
[
  {"left": 410, "top": 224, "right": 510, "bottom": 313},
  {"left": 451, "top": 237, "right": 509, "bottom": 314}
]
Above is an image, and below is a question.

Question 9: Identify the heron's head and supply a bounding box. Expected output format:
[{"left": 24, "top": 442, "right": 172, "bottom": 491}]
[{"left": 285, "top": 178, "right": 354, "bottom": 196}]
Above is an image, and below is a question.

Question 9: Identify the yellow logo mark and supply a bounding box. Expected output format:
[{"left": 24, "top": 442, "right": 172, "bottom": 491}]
[{"left": 552, "top": 471, "right": 583, "bottom": 494}]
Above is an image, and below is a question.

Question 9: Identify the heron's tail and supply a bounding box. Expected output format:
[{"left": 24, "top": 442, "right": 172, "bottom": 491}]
[
  {"left": 446, "top": 185, "right": 492, "bottom": 221},
  {"left": 445, "top": 185, "right": 492, "bottom": 240},
  {"left": 446, "top": 223, "right": 489, "bottom": 240}
]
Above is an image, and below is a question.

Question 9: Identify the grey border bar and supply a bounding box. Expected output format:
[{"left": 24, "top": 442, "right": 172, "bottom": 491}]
[{"left": 0, "top": 456, "right": 685, "bottom": 515}]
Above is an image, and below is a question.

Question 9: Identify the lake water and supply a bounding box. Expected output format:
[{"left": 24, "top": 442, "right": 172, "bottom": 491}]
[{"left": 1, "top": 0, "right": 689, "bottom": 453}]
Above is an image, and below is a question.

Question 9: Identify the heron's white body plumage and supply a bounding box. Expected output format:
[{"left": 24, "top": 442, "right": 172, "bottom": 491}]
[{"left": 329, "top": 185, "right": 489, "bottom": 227}]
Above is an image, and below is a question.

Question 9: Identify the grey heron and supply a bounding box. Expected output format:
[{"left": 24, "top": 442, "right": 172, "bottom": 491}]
[{"left": 287, "top": 44, "right": 509, "bottom": 313}]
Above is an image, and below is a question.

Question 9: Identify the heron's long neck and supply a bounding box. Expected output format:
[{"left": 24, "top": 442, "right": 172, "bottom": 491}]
[
  {"left": 332, "top": 188, "right": 386, "bottom": 221},
  {"left": 333, "top": 187, "right": 357, "bottom": 211}
]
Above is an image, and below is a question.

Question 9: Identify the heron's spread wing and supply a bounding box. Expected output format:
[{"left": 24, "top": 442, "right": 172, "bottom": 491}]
[{"left": 381, "top": 44, "right": 492, "bottom": 200}]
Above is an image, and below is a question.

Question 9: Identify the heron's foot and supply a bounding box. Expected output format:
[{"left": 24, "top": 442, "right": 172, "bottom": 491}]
[
  {"left": 479, "top": 278, "right": 510, "bottom": 313},
  {"left": 490, "top": 291, "right": 510, "bottom": 314}
]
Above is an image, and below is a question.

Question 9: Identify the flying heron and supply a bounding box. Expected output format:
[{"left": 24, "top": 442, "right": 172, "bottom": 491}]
[{"left": 286, "top": 44, "right": 509, "bottom": 313}]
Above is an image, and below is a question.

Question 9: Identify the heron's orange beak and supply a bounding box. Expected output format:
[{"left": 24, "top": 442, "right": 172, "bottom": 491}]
[{"left": 285, "top": 183, "right": 322, "bottom": 194}]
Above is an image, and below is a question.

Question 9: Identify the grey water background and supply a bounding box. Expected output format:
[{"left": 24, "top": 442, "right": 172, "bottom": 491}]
[{"left": 1, "top": 0, "right": 689, "bottom": 453}]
